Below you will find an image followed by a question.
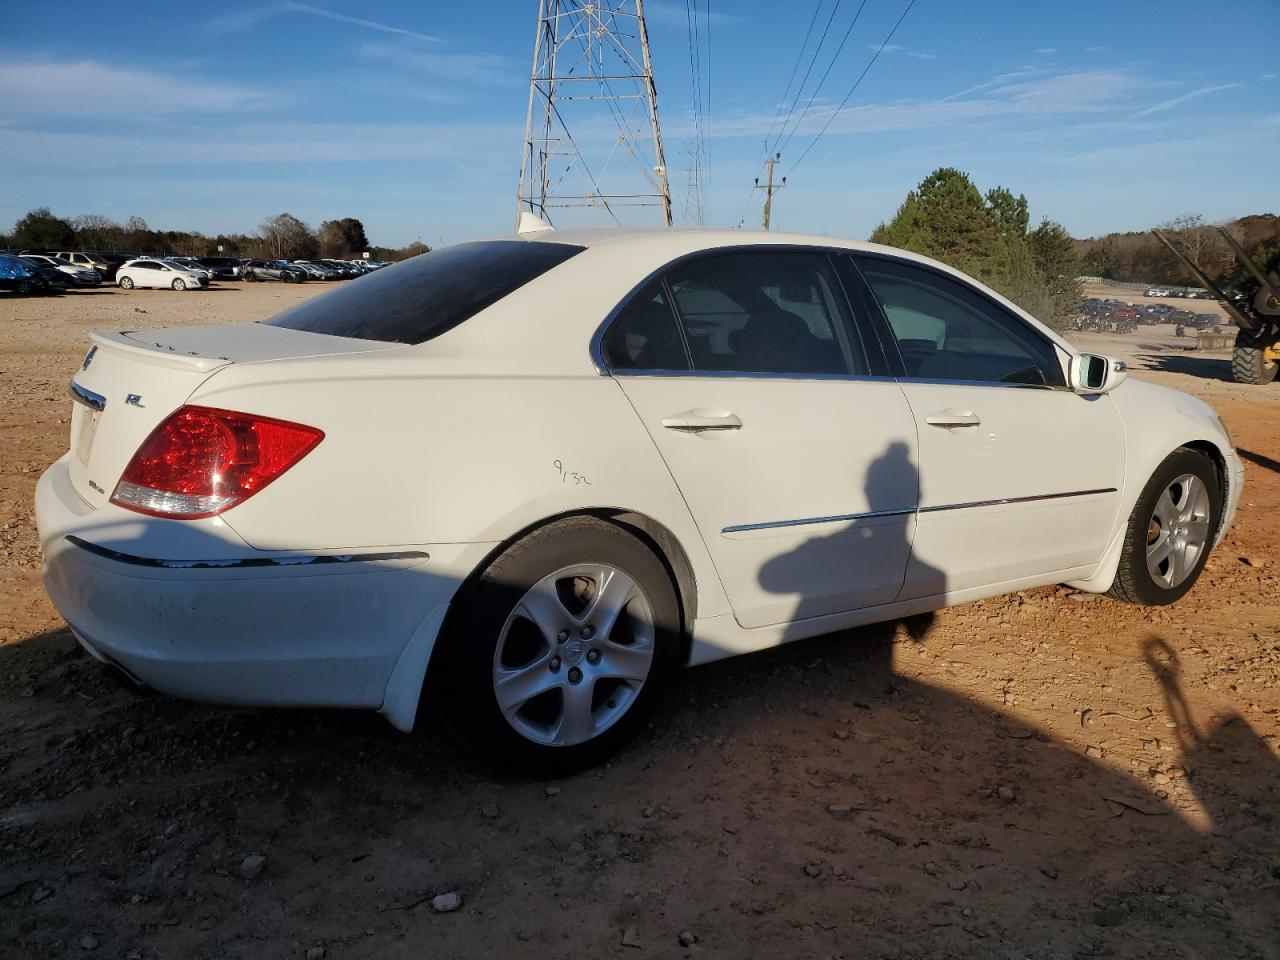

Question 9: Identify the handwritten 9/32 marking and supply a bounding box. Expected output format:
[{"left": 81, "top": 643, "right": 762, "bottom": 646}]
[{"left": 553, "top": 459, "right": 592, "bottom": 486}]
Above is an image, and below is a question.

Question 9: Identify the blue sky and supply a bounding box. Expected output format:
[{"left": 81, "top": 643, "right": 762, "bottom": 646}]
[{"left": 2, "top": 0, "right": 1277, "bottom": 247}]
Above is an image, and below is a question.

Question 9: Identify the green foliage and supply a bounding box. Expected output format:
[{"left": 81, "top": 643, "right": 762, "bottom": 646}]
[
  {"left": 11, "top": 207, "right": 76, "bottom": 250},
  {"left": 318, "top": 218, "right": 371, "bottom": 258},
  {"left": 869, "top": 168, "right": 1078, "bottom": 329}
]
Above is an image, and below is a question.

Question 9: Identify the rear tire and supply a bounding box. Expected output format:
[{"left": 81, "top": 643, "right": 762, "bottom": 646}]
[
  {"left": 16, "top": 280, "right": 32, "bottom": 295},
  {"left": 432, "top": 516, "right": 681, "bottom": 776},
  {"left": 118, "top": 276, "right": 134, "bottom": 290},
  {"left": 1232, "top": 331, "right": 1278, "bottom": 384},
  {"left": 1108, "top": 448, "right": 1221, "bottom": 606}
]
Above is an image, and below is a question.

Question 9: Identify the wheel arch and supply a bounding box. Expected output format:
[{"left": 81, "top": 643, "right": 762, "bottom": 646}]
[{"left": 414, "top": 506, "right": 701, "bottom": 731}]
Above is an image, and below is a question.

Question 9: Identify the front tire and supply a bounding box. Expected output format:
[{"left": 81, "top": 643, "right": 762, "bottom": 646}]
[
  {"left": 172, "top": 278, "right": 186, "bottom": 291},
  {"left": 434, "top": 516, "right": 681, "bottom": 775},
  {"left": 1109, "top": 448, "right": 1221, "bottom": 606},
  {"left": 1232, "top": 330, "right": 1278, "bottom": 385}
]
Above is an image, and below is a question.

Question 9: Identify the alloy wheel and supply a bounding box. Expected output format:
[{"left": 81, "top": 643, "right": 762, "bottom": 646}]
[
  {"left": 492, "top": 563, "right": 655, "bottom": 747},
  {"left": 1145, "top": 473, "right": 1212, "bottom": 589}
]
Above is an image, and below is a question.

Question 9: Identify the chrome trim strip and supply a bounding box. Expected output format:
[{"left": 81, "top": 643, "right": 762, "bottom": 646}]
[
  {"left": 918, "top": 487, "right": 1117, "bottom": 513},
  {"left": 68, "top": 380, "right": 106, "bottom": 412},
  {"left": 723, "top": 507, "right": 915, "bottom": 534},
  {"left": 720, "top": 487, "right": 1117, "bottom": 535},
  {"left": 607, "top": 367, "right": 1065, "bottom": 389},
  {"left": 66, "top": 536, "right": 429, "bottom": 570}
]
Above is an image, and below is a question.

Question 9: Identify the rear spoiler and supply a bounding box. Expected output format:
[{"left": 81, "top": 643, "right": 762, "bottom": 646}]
[{"left": 89, "top": 330, "right": 233, "bottom": 374}]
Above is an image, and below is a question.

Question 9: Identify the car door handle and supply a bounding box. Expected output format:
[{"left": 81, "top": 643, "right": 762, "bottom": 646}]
[
  {"left": 661, "top": 410, "right": 743, "bottom": 431},
  {"left": 925, "top": 410, "right": 981, "bottom": 428}
]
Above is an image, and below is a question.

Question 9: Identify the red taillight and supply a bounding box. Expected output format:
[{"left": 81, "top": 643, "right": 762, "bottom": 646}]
[{"left": 110, "top": 405, "right": 324, "bottom": 518}]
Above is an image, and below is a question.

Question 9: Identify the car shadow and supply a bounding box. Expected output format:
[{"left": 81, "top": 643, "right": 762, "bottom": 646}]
[
  {"left": 1132, "top": 353, "right": 1235, "bottom": 382},
  {"left": 1238, "top": 447, "right": 1280, "bottom": 474}
]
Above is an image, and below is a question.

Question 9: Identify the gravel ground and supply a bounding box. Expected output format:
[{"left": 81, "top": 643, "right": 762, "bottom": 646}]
[{"left": 2, "top": 284, "right": 1278, "bottom": 959}]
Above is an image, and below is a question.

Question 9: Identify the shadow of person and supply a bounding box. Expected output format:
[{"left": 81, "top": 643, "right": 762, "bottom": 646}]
[{"left": 1143, "top": 636, "right": 1280, "bottom": 838}]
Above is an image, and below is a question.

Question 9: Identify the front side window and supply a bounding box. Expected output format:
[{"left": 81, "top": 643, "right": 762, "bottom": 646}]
[
  {"left": 265, "top": 240, "right": 584, "bottom": 344},
  {"left": 663, "top": 251, "right": 862, "bottom": 375},
  {"left": 855, "top": 256, "right": 1065, "bottom": 387},
  {"left": 603, "top": 280, "right": 690, "bottom": 371}
]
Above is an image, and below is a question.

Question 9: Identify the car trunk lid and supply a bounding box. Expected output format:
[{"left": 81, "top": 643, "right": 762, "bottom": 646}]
[{"left": 66, "top": 324, "right": 398, "bottom": 509}]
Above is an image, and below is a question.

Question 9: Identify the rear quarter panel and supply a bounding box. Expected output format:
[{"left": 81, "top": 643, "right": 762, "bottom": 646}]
[{"left": 189, "top": 355, "right": 732, "bottom": 619}]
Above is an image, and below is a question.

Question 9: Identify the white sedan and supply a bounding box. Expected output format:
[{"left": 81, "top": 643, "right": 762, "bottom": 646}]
[
  {"left": 36, "top": 224, "right": 1242, "bottom": 773},
  {"left": 116, "top": 259, "right": 208, "bottom": 291}
]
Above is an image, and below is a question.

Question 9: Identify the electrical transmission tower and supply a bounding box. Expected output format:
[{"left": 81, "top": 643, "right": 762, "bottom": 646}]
[{"left": 516, "top": 0, "right": 673, "bottom": 229}]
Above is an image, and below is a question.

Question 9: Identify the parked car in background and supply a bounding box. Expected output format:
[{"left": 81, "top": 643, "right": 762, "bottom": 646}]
[
  {"left": 116, "top": 259, "right": 209, "bottom": 291},
  {"left": 293, "top": 261, "right": 341, "bottom": 280},
  {"left": 36, "top": 227, "right": 1243, "bottom": 773},
  {"left": 242, "top": 259, "right": 308, "bottom": 282},
  {"left": 318, "top": 259, "right": 359, "bottom": 278},
  {"left": 50, "top": 251, "right": 121, "bottom": 282},
  {"left": 0, "top": 253, "right": 53, "bottom": 295},
  {"left": 197, "top": 257, "right": 243, "bottom": 279},
  {"left": 21, "top": 254, "right": 101, "bottom": 286},
  {"left": 164, "top": 258, "right": 213, "bottom": 282},
  {"left": 22, "top": 261, "right": 71, "bottom": 292}
]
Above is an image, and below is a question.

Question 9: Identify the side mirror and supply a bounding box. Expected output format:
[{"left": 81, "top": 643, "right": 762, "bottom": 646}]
[{"left": 1071, "top": 353, "right": 1128, "bottom": 394}]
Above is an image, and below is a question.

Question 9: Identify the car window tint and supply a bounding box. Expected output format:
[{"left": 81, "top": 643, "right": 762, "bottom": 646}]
[
  {"left": 264, "top": 241, "right": 584, "bottom": 345},
  {"left": 665, "top": 251, "right": 860, "bottom": 375},
  {"left": 856, "top": 256, "right": 1065, "bottom": 387},
  {"left": 602, "top": 280, "right": 689, "bottom": 371}
]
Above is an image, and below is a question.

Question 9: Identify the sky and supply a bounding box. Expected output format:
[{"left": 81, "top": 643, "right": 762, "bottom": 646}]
[{"left": 2, "top": 0, "right": 1277, "bottom": 248}]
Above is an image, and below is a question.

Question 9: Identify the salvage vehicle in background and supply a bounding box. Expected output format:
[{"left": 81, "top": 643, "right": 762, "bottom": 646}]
[
  {"left": 115, "top": 259, "right": 209, "bottom": 291},
  {"left": 242, "top": 259, "right": 308, "bottom": 282},
  {"left": 197, "top": 256, "right": 243, "bottom": 279},
  {"left": 50, "top": 251, "right": 126, "bottom": 282},
  {"left": 0, "top": 253, "right": 54, "bottom": 295},
  {"left": 1154, "top": 228, "right": 1280, "bottom": 385},
  {"left": 37, "top": 225, "right": 1243, "bottom": 774},
  {"left": 21, "top": 254, "right": 102, "bottom": 286}
]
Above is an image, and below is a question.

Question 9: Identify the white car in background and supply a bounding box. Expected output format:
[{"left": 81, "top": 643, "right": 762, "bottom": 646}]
[
  {"left": 115, "top": 259, "right": 209, "bottom": 291},
  {"left": 37, "top": 224, "right": 1242, "bottom": 774},
  {"left": 21, "top": 254, "right": 101, "bottom": 286}
]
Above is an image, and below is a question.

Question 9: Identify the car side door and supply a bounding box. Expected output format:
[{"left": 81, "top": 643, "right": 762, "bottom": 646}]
[
  {"left": 848, "top": 253, "right": 1126, "bottom": 599},
  {"left": 604, "top": 248, "right": 921, "bottom": 631}
]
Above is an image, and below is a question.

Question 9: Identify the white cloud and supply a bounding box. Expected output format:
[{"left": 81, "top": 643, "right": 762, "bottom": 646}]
[
  {"left": 1131, "top": 82, "right": 1241, "bottom": 118},
  {"left": 869, "top": 43, "right": 935, "bottom": 60},
  {"left": 702, "top": 69, "right": 1153, "bottom": 140},
  {"left": 644, "top": 2, "right": 741, "bottom": 27},
  {"left": 208, "top": 2, "right": 440, "bottom": 42},
  {"left": 357, "top": 42, "right": 517, "bottom": 87},
  {"left": 0, "top": 60, "right": 271, "bottom": 117},
  {"left": 1036, "top": 47, "right": 1058, "bottom": 56}
]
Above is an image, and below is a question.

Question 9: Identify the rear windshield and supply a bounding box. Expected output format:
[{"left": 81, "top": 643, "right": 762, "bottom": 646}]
[{"left": 262, "top": 240, "right": 584, "bottom": 344}]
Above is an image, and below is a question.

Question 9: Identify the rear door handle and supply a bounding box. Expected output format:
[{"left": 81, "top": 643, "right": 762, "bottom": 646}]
[
  {"left": 925, "top": 410, "right": 981, "bottom": 428},
  {"left": 661, "top": 410, "right": 743, "bottom": 432}
]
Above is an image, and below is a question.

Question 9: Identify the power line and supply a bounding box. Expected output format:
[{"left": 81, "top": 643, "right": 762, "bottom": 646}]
[
  {"left": 736, "top": 0, "right": 829, "bottom": 228},
  {"left": 760, "top": 0, "right": 825, "bottom": 158},
  {"left": 774, "top": 0, "right": 869, "bottom": 158},
  {"left": 768, "top": 0, "right": 841, "bottom": 158},
  {"left": 786, "top": 0, "right": 919, "bottom": 175}
]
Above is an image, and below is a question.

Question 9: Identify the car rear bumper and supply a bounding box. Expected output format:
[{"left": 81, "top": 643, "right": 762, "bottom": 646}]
[{"left": 36, "top": 455, "right": 460, "bottom": 715}]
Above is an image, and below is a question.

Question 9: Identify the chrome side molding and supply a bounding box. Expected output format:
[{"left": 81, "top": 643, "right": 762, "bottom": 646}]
[{"left": 722, "top": 488, "right": 1118, "bottom": 535}]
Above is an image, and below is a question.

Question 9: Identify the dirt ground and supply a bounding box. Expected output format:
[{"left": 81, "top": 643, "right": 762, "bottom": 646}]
[{"left": 2, "top": 284, "right": 1278, "bottom": 960}]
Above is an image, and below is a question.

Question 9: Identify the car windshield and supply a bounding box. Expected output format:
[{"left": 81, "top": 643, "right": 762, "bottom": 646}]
[{"left": 262, "top": 240, "right": 585, "bottom": 344}]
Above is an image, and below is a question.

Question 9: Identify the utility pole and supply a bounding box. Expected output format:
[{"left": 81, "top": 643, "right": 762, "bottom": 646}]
[
  {"left": 754, "top": 153, "right": 786, "bottom": 230},
  {"left": 516, "top": 0, "right": 672, "bottom": 228}
]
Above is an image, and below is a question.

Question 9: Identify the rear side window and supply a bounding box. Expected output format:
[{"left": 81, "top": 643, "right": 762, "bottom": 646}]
[
  {"left": 264, "top": 240, "right": 584, "bottom": 344},
  {"left": 665, "top": 251, "right": 861, "bottom": 375},
  {"left": 603, "top": 280, "right": 690, "bottom": 371}
]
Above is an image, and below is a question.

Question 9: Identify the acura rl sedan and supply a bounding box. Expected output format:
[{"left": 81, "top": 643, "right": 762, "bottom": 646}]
[{"left": 36, "top": 224, "right": 1243, "bottom": 773}]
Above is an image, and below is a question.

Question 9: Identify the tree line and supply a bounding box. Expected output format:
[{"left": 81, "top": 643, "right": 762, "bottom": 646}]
[
  {"left": 1075, "top": 213, "right": 1280, "bottom": 289},
  {"left": 0, "top": 208, "right": 431, "bottom": 262},
  {"left": 869, "top": 167, "right": 1081, "bottom": 330}
]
